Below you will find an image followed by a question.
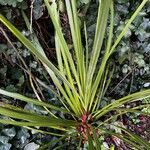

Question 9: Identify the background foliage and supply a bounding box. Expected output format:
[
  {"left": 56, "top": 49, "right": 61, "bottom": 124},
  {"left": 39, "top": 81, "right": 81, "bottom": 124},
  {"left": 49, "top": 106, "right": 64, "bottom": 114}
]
[{"left": 0, "top": 0, "right": 150, "bottom": 149}]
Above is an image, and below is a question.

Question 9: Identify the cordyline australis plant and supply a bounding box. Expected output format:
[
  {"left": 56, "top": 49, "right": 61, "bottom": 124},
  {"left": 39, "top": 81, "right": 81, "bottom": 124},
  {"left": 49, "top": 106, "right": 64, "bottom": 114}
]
[{"left": 0, "top": 0, "right": 150, "bottom": 149}]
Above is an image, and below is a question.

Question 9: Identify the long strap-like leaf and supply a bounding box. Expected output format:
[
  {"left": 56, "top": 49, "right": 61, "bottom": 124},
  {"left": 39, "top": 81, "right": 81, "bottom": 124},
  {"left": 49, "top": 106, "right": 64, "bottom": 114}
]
[
  {"left": 109, "top": 0, "right": 149, "bottom": 55},
  {"left": 94, "top": 89, "right": 150, "bottom": 119},
  {"left": 84, "top": 0, "right": 111, "bottom": 110},
  {"left": 0, "top": 89, "right": 73, "bottom": 115},
  {"left": 0, "top": 14, "right": 82, "bottom": 115}
]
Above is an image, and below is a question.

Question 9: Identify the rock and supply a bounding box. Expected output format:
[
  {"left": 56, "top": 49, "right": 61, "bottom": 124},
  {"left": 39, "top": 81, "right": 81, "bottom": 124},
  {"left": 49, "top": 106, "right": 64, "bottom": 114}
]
[{"left": 24, "top": 142, "right": 40, "bottom": 150}]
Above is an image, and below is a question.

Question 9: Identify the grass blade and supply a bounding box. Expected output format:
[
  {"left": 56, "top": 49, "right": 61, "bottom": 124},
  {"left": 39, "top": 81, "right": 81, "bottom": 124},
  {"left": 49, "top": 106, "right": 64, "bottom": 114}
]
[
  {"left": 93, "top": 129, "right": 101, "bottom": 150},
  {"left": 112, "top": 125, "right": 150, "bottom": 149},
  {"left": 89, "top": 0, "right": 114, "bottom": 111},
  {"left": 0, "top": 118, "right": 75, "bottom": 128},
  {"left": 98, "top": 127, "right": 142, "bottom": 150},
  {"left": 65, "top": 0, "right": 85, "bottom": 89},
  {"left": 85, "top": 0, "right": 111, "bottom": 110},
  {"left": 38, "top": 135, "right": 67, "bottom": 150},
  {"left": 44, "top": 0, "right": 83, "bottom": 97},
  {"left": 94, "top": 89, "right": 150, "bottom": 119},
  {"left": 88, "top": 133, "right": 94, "bottom": 150},
  {"left": 109, "top": 0, "right": 149, "bottom": 55},
  {"left": 0, "top": 88, "right": 72, "bottom": 115}
]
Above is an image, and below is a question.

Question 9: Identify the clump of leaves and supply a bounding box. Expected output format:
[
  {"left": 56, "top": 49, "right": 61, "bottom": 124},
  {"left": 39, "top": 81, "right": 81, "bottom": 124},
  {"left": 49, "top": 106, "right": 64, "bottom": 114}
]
[
  {"left": 0, "top": 0, "right": 24, "bottom": 7},
  {"left": 0, "top": 0, "right": 150, "bottom": 149}
]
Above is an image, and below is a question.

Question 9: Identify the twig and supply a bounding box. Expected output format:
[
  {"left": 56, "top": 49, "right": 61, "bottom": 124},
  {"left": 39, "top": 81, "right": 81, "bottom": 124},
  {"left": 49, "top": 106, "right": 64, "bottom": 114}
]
[
  {"left": 109, "top": 65, "right": 138, "bottom": 95},
  {"left": 30, "top": 0, "right": 35, "bottom": 33}
]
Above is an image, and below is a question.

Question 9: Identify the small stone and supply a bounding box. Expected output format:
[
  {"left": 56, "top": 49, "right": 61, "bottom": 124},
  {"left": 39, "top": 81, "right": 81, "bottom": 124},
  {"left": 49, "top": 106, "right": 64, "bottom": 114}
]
[
  {"left": 122, "top": 67, "right": 128, "bottom": 74},
  {"left": 2, "top": 127, "right": 16, "bottom": 139},
  {"left": 103, "top": 142, "right": 109, "bottom": 149},
  {"left": 0, "top": 143, "right": 12, "bottom": 150},
  {"left": 24, "top": 142, "right": 40, "bottom": 150},
  {"left": 0, "top": 136, "right": 9, "bottom": 144},
  {"left": 143, "top": 82, "right": 150, "bottom": 88}
]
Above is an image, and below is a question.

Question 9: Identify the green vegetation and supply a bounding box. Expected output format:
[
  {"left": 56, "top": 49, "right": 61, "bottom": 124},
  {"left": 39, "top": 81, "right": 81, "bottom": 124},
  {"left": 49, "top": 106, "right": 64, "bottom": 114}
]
[{"left": 0, "top": 0, "right": 150, "bottom": 149}]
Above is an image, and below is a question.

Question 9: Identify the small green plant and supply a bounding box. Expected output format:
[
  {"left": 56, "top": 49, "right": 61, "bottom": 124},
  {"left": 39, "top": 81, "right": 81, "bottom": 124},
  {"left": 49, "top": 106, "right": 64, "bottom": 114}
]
[{"left": 0, "top": 0, "right": 150, "bottom": 149}]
